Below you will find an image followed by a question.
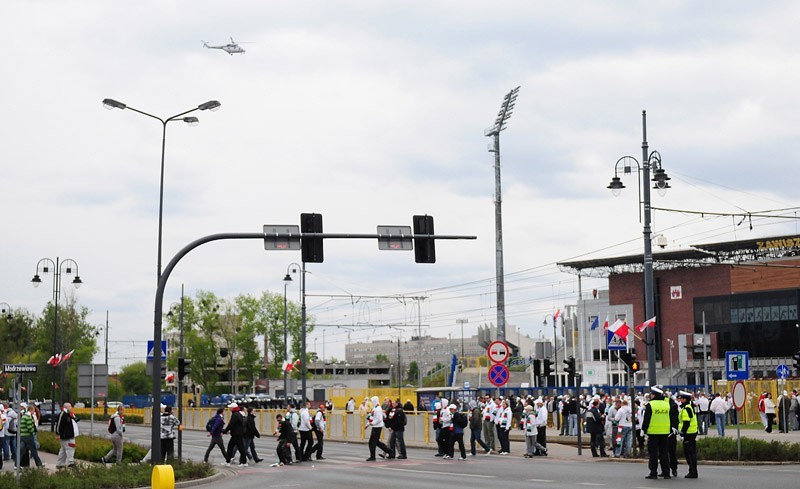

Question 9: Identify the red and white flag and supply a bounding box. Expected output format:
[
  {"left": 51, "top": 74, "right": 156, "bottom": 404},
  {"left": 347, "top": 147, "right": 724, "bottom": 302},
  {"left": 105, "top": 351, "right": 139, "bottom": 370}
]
[
  {"left": 602, "top": 314, "right": 610, "bottom": 330},
  {"left": 553, "top": 309, "right": 561, "bottom": 321},
  {"left": 283, "top": 361, "right": 294, "bottom": 372},
  {"left": 165, "top": 372, "right": 175, "bottom": 383},
  {"left": 61, "top": 349, "right": 75, "bottom": 363},
  {"left": 635, "top": 316, "right": 657, "bottom": 333},
  {"left": 608, "top": 318, "right": 629, "bottom": 341}
]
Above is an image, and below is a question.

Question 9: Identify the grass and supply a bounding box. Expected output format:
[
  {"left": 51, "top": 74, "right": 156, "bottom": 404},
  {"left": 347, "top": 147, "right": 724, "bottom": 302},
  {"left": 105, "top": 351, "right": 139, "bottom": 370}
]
[
  {"left": 676, "top": 435, "right": 800, "bottom": 462},
  {"left": 0, "top": 432, "right": 214, "bottom": 488}
]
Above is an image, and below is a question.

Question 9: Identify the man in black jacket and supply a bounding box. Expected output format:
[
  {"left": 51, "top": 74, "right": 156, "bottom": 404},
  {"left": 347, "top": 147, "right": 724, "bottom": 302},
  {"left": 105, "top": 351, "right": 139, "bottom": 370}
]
[
  {"left": 585, "top": 399, "right": 607, "bottom": 458},
  {"left": 55, "top": 402, "right": 77, "bottom": 468},
  {"left": 387, "top": 401, "right": 407, "bottom": 459},
  {"left": 243, "top": 407, "right": 263, "bottom": 463},
  {"left": 273, "top": 414, "right": 293, "bottom": 465},
  {"left": 223, "top": 403, "right": 248, "bottom": 467}
]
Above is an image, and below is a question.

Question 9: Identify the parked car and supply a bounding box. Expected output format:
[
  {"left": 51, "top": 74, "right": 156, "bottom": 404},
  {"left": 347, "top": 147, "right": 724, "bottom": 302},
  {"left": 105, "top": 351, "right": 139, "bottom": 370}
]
[{"left": 38, "top": 401, "right": 61, "bottom": 426}]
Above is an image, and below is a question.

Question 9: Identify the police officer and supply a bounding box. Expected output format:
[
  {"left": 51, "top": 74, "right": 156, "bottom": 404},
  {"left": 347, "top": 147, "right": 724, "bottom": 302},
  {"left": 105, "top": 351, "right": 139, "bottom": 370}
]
[
  {"left": 678, "top": 391, "right": 699, "bottom": 479},
  {"left": 642, "top": 385, "right": 677, "bottom": 480},
  {"left": 667, "top": 392, "right": 680, "bottom": 477}
]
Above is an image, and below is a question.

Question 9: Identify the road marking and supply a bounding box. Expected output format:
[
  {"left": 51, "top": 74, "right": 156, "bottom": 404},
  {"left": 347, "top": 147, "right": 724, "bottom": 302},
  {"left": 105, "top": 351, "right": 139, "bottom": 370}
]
[
  {"left": 269, "top": 485, "right": 302, "bottom": 488},
  {"left": 577, "top": 484, "right": 606, "bottom": 487},
  {"left": 375, "top": 467, "right": 495, "bottom": 478},
  {"left": 528, "top": 479, "right": 555, "bottom": 483}
]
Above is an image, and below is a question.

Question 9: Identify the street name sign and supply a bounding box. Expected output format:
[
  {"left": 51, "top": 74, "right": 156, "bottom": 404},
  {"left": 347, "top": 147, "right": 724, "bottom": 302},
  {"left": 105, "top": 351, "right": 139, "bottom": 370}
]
[{"left": 3, "top": 364, "right": 37, "bottom": 373}]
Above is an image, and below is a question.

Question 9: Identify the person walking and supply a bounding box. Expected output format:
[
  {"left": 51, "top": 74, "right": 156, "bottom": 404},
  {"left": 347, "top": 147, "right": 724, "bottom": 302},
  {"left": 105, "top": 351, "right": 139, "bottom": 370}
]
[
  {"left": 298, "top": 401, "right": 315, "bottom": 461},
  {"left": 448, "top": 404, "right": 468, "bottom": 460},
  {"left": 710, "top": 393, "right": 728, "bottom": 437},
  {"left": 778, "top": 390, "right": 792, "bottom": 433},
  {"left": 243, "top": 407, "right": 263, "bottom": 463},
  {"left": 273, "top": 413, "right": 293, "bottom": 465},
  {"left": 585, "top": 398, "right": 607, "bottom": 458},
  {"left": 695, "top": 392, "right": 710, "bottom": 435},
  {"left": 55, "top": 402, "right": 78, "bottom": 469},
  {"left": 469, "top": 400, "right": 490, "bottom": 456},
  {"left": 523, "top": 404, "right": 547, "bottom": 457},
  {"left": 387, "top": 401, "right": 407, "bottom": 459},
  {"left": 642, "top": 386, "right": 677, "bottom": 480},
  {"left": 18, "top": 404, "right": 43, "bottom": 468},
  {"left": 102, "top": 405, "right": 126, "bottom": 464},
  {"left": 203, "top": 407, "right": 231, "bottom": 465},
  {"left": 496, "top": 399, "right": 512, "bottom": 454},
  {"left": 678, "top": 391, "right": 699, "bottom": 479},
  {"left": 312, "top": 404, "right": 327, "bottom": 460},
  {"left": 481, "top": 397, "right": 497, "bottom": 453},
  {"left": 614, "top": 398, "right": 633, "bottom": 458},
  {"left": 223, "top": 403, "right": 248, "bottom": 467},
  {"left": 763, "top": 392, "right": 776, "bottom": 433},
  {"left": 160, "top": 405, "right": 181, "bottom": 463},
  {"left": 365, "top": 395, "right": 391, "bottom": 461},
  {"left": 286, "top": 404, "right": 302, "bottom": 462}
]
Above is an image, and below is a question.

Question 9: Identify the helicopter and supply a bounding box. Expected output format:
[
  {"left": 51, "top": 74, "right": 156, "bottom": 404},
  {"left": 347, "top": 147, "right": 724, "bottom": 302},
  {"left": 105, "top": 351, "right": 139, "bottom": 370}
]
[{"left": 202, "top": 37, "right": 247, "bottom": 55}]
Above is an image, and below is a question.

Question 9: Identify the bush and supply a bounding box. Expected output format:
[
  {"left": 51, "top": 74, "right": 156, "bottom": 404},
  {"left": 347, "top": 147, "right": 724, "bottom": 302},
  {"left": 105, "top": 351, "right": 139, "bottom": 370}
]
[
  {"left": 38, "top": 431, "right": 148, "bottom": 464},
  {"left": 676, "top": 435, "right": 800, "bottom": 462},
  {"left": 0, "top": 460, "right": 212, "bottom": 489}
]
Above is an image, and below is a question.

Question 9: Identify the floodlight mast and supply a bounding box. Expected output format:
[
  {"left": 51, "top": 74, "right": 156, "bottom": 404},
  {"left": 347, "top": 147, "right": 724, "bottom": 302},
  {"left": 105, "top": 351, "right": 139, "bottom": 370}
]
[{"left": 484, "top": 86, "right": 520, "bottom": 343}]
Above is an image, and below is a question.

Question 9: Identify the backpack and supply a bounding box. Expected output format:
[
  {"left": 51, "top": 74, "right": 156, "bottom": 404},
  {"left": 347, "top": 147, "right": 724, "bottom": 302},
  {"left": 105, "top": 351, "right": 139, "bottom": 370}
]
[
  {"left": 7, "top": 416, "right": 16, "bottom": 435},
  {"left": 108, "top": 415, "right": 117, "bottom": 434},
  {"left": 455, "top": 412, "right": 468, "bottom": 428},
  {"left": 206, "top": 417, "right": 215, "bottom": 433}
]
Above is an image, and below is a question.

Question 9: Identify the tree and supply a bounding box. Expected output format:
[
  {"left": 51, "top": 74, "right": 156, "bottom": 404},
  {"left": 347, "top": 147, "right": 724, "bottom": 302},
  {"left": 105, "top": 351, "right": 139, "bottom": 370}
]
[
  {"left": 406, "top": 361, "right": 420, "bottom": 384},
  {"left": 376, "top": 353, "right": 390, "bottom": 363},
  {"left": 118, "top": 362, "right": 150, "bottom": 395}
]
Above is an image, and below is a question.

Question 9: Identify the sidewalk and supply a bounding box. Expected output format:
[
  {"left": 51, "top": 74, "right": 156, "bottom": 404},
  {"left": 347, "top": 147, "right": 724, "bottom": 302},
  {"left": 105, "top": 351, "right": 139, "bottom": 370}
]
[{"left": 0, "top": 449, "right": 61, "bottom": 473}]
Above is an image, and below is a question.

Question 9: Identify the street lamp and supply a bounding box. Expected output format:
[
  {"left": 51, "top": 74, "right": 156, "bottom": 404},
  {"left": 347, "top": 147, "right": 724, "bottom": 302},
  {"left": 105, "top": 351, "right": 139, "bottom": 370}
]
[
  {"left": 283, "top": 263, "right": 300, "bottom": 407},
  {"left": 166, "top": 284, "right": 186, "bottom": 459},
  {"left": 607, "top": 110, "right": 670, "bottom": 387},
  {"left": 544, "top": 313, "right": 558, "bottom": 387},
  {"left": 457, "top": 319, "right": 468, "bottom": 362},
  {"left": 102, "top": 98, "right": 221, "bottom": 282},
  {"left": 667, "top": 338, "right": 675, "bottom": 383},
  {"left": 0, "top": 303, "right": 12, "bottom": 321},
  {"left": 32, "top": 257, "right": 82, "bottom": 431}
]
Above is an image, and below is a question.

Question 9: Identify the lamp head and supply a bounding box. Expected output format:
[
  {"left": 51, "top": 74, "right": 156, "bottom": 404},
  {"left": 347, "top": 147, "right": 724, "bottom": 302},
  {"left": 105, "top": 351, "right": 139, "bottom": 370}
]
[
  {"left": 198, "top": 100, "right": 221, "bottom": 111},
  {"left": 72, "top": 275, "right": 82, "bottom": 289},
  {"left": 283, "top": 273, "right": 293, "bottom": 282},
  {"left": 607, "top": 176, "right": 625, "bottom": 197},
  {"left": 31, "top": 274, "right": 42, "bottom": 288},
  {"left": 183, "top": 116, "right": 199, "bottom": 127},
  {"left": 102, "top": 98, "right": 126, "bottom": 110},
  {"left": 652, "top": 168, "right": 671, "bottom": 196}
]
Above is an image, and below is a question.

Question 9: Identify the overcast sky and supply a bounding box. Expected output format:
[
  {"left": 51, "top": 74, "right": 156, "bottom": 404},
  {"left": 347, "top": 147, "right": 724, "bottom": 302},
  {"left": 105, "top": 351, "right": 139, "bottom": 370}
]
[{"left": 3, "top": 1, "right": 800, "bottom": 373}]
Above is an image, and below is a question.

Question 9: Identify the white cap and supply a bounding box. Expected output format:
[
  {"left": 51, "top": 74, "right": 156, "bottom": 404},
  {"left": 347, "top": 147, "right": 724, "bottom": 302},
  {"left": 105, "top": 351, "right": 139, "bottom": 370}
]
[
  {"left": 19, "top": 402, "right": 27, "bottom": 409},
  {"left": 448, "top": 404, "right": 457, "bottom": 410},
  {"left": 651, "top": 385, "right": 664, "bottom": 395},
  {"left": 229, "top": 402, "right": 238, "bottom": 409},
  {"left": 434, "top": 401, "right": 441, "bottom": 409}
]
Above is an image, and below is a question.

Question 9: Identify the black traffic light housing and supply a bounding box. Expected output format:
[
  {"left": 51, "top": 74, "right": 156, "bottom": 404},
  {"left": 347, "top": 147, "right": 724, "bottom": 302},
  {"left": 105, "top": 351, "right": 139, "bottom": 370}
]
[
  {"left": 543, "top": 358, "right": 553, "bottom": 377},
  {"left": 413, "top": 215, "right": 435, "bottom": 263},
  {"left": 533, "top": 359, "right": 541, "bottom": 378},
  {"left": 178, "top": 357, "right": 192, "bottom": 379},
  {"left": 793, "top": 351, "right": 800, "bottom": 374},
  {"left": 301, "top": 212, "right": 324, "bottom": 263},
  {"left": 618, "top": 351, "right": 638, "bottom": 373},
  {"left": 563, "top": 356, "right": 576, "bottom": 375}
]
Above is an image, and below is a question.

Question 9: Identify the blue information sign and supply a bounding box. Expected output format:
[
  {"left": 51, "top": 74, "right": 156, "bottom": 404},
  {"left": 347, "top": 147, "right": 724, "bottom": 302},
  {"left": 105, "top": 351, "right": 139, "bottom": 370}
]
[
  {"left": 776, "top": 364, "right": 790, "bottom": 379},
  {"left": 606, "top": 330, "right": 627, "bottom": 351},
  {"left": 725, "top": 351, "right": 749, "bottom": 380},
  {"left": 147, "top": 340, "right": 167, "bottom": 360}
]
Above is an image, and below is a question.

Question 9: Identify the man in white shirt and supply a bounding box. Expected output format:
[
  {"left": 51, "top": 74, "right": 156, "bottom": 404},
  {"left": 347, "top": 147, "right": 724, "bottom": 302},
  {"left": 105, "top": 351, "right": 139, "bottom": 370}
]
[
  {"left": 365, "top": 396, "right": 391, "bottom": 461},
  {"left": 439, "top": 399, "right": 453, "bottom": 459},
  {"left": 298, "top": 402, "right": 315, "bottom": 461},
  {"left": 482, "top": 397, "right": 497, "bottom": 452},
  {"left": 709, "top": 393, "right": 728, "bottom": 437},
  {"left": 614, "top": 398, "right": 633, "bottom": 457},
  {"left": 695, "top": 392, "right": 710, "bottom": 435}
]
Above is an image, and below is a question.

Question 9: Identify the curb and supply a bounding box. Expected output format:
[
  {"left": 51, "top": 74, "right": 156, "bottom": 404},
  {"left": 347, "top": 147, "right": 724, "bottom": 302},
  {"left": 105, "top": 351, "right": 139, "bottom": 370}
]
[{"left": 133, "top": 466, "right": 238, "bottom": 489}]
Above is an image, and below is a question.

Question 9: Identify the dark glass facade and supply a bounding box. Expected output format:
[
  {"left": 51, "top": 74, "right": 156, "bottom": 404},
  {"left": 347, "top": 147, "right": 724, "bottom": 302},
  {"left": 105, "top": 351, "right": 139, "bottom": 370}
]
[{"left": 694, "top": 289, "right": 800, "bottom": 358}]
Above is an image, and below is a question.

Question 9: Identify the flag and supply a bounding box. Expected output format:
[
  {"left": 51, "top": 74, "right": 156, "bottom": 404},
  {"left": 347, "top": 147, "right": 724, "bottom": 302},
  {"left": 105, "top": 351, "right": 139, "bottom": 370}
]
[
  {"left": 553, "top": 309, "right": 561, "bottom": 321},
  {"left": 608, "top": 318, "right": 629, "bottom": 341},
  {"left": 590, "top": 316, "right": 599, "bottom": 331},
  {"left": 283, "top": 361, "right": 294, "bottom": 372},
  {"left": 61, "top": 349, "right": 75, "bottom": 364},
  {"left": 602, "top": 314, "right": 610, "bottom": 330},
  {"left": 636, "top": 316, "right": 656, "bottom": 333},
  {"left": 165, "top": 372, "right": 175, "bottom": 383}
]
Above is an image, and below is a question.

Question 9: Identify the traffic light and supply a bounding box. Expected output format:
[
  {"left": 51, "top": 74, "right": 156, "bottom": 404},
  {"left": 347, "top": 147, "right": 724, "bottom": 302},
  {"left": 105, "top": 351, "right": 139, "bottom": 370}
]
[
  {"left": 793, "top": 351, "right": 800, "bottom": 374},
  {"left": 543, "top": 358, "right": 553, "bottom": 377},
  {"left": 533, "top": 359, "right": 541, "bottom": 378},
  {"left": 301, "top": 212, "right": 324, "bottom": 263},
  {"left": 178, "top": 357, "right": 192, "bottom": 379},
  {"left": 563, "top": 356, "right": 576, "bottom": 375},
  {"left": 631, "top": 360, "right": 640, "bottom": 373},
  {"left": 618, "top": 351, "right": 638, "bottom": 373},
  {"left": 412, "top": 215, "right": 436, "bottom": 263}
]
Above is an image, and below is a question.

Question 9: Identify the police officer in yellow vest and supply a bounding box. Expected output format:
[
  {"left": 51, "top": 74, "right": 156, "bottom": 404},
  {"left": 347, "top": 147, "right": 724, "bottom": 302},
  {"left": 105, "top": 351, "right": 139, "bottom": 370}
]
[
  {"left": 678, "top": 391, "right": 699, "bottom": 479},
  {"left": 641, "top": 385, "right": 678, "bottom": 480}
]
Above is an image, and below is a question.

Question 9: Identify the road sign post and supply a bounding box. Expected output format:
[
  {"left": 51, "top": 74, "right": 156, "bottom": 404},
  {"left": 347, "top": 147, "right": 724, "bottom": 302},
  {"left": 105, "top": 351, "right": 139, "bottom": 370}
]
[
  {"left": 725, "top": 351, "right": 750, "bottom": 381},
  {"left": 732, "top": 380, "right": 746, "bottom": 461},
  {"left": 487, "top": 340, "right": 510, "bottom": 391}
]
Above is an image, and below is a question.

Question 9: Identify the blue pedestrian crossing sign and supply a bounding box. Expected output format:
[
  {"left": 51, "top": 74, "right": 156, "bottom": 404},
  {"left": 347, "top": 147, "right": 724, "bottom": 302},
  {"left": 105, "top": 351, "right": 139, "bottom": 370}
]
[
  {"left": 147, "top": 340, "right": 167, "bottom": 361},
  {"left": 776, "top": 364, "right": 790, "bottom": 379},
  {"left": 606, "top": 330, "right": 627, "bottom": 351},
  {"left": 725, "top": 351, "right": 749, "bottom": 380}
]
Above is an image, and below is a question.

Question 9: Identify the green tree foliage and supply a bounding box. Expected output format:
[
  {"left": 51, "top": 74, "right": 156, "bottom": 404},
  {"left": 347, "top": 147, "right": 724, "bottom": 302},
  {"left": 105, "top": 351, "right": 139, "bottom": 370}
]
[
  {"left": 163, "top": 290, "right": 311, "bottom": 395},
  {"left": 376, "top": 353, "right": 390, "bottom": 363},
  {"left": 118, "top": 362, "right": 149, "bottom": 395},
  {"left": 406, "top": 361, "right": 419, "bottom": 384}
]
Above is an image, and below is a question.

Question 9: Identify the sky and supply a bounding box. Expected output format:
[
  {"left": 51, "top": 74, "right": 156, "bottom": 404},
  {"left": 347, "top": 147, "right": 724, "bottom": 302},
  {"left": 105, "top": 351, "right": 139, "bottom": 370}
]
[{"left": 3, "top": 1, "right": 800, "bottom": 373}]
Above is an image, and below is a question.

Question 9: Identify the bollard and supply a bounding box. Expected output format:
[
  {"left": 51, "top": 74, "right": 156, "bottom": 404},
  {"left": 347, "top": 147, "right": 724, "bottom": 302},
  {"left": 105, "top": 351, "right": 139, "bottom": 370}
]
[{"left": 152, "top": 464, "right": 175, "bottom": 489}]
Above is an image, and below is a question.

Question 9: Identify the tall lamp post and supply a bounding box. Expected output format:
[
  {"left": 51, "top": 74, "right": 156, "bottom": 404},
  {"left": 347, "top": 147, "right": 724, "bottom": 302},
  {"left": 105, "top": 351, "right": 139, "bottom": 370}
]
[
  {"left": 283, "top": 263, "right": 300, "bottom": 406},
  {"left": 544, "top": 313, "right": 558, "bottom": 387},
  {"left": 31, "top": 257, "right": 82, "bottom": 431},
  {"left": 484, "top": 86, "right": 520, "bottom": 343},
  {"left": 457, "top": 319, "right": 468, "bottom": 362},
  {"left": 607, "top": 110, "right": 671, "bottom": 387},
  {"left": 166, "top": 284, "right": 186, "bottom": 459},
  {"left": 101, "top": 98, "right": 221, "bottom": 282}
]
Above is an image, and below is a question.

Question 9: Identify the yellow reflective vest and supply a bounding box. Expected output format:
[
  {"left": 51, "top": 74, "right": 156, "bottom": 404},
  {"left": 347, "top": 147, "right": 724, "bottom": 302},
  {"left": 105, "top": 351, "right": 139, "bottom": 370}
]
[
  {"left": 679, "top": 404, "right": 698, "bottom": 434},
  {"left": 647, "top": 399, "right": 671, "bottom": 435}
]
